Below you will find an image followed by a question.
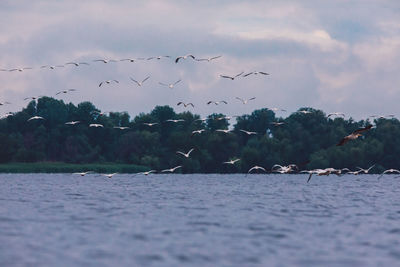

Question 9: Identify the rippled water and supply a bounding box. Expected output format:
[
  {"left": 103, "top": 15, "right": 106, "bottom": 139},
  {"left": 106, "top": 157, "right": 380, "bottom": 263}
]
[{"left": 1, "top": 174, "right": 400, "bottom": 266}]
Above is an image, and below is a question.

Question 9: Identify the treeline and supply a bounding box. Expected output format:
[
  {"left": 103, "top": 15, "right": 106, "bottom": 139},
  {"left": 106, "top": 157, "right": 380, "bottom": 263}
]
[{"left": 0, "top": 97, "right": 399, "bottom": 173}]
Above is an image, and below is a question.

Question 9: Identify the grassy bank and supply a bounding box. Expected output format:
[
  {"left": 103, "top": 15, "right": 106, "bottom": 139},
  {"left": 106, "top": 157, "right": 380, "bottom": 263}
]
[{"left": 0, "top": 162, "right": 149, "bottom": 173}]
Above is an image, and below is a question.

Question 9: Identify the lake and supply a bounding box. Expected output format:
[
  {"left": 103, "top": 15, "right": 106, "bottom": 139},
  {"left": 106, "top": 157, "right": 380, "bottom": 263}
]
[{"left": 0, "top": 174, "right": 399, "bottom": 266}]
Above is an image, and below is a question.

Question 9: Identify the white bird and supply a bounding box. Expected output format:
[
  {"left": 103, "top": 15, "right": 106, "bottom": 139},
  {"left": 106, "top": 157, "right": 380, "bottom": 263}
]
[
  {"left": 271, "top": 122, "right": 285, "bottom": 126},
  {"left": 73, "top": 171, "right": 93, "bottom": 176},
  {"left": 378, "top": 169, "right": 400, "bottom": 180},
  {"left": 175, "top": 54, "right": 195, "bottom": 63},
  {"left": 239, "top": 129, "right": 257, "bottom": 135},
  {"left": 247, "top": 166, "right": 267, "bottom": 174},
  {"left": 355, "top": 165, "right": 375, "bottom": 174},
  {"left": 9, "top": 67, "right": 33, "bottom": 72},
  {"left": 93, "top": 59, "right": 117, "bottom": 64},
  {"left": 40, "top": 65, "right": 64, "bottom": 70},
  {"left": 165, "top": 119, "right": 185, "bottom": 123},
  {"left": 0, "top": 112, "right": 13, "bottom": 119},
  {"left": 327, "top": 112, "right": 345, "bottom": 118},
  {"left": 159, "top": 79, "right": 181, "bottom": 89},
  {"left": 191, "top": 129, "right": 205, "bottom": 136},
  {"left": 195, "top": 55, "right": 222, "bottom": 62},
  {"left": 56, "top": 89, "right": 77, "bottom": 95},
  {"left": 99, "top": 80, "right": 119, "bottom": 87},
  {"left": 236, "top": 97, "right": 256, "bottom": 104},
  {"left": 113, "top": 126, "right": 130, "bottom": 130},
  {"left": 120, "top": 58, "right": 136, "bottom": 62},
  {"left": 130, "top": 76, "right": 150, "bottom": 86},
  {"left": 137, "top": 170, "right": 157, "bottom": 176},
  {"left": 177, "top": 102, "right": 194, "bottom": 108},
  {"left": 298, "top": 110, "right": 312, "bottom": 114},
  {"left": 223, "top": 159, "right": 240, "bottom": 165},
  {"left": 220, "top": 72, "right": 244, "bottom": 80},
  {"left": 176, "top": 148, "right": 194, "bottom": 158},
  {"left": 161, "top": 165, "right": 182, "bottom": 173},
  {"left": 65, "top": 62, "right": 90, "bottom": 67},
  {"left": 243, "top": 71, "right": 269, "bottom": 77},
  {"left": 89, "top": 123, "right": 104, "bottom": 128},
  {"left": 195, "top": 118, "right": 207, "bottom": 122},
  {"left": 215, "top": 116, "right": 232, "bottom": 121},
  {"left": 102, "top": 173, "right": 118, "bottom": 179},
  {"left": 65, "top": 121, "right": 81, "bottom": 125},
  {"left": 269, "top": 107, "right": 287, "bottom": 112},
  {"left": 207, "top": 100, "right": 228, "bottom": 105},
  {"left": 216, "top": 129, "right": 231, "bottom": 134},
  {"left": 147, "top": 55, "right": 170, "bottom": 60},
  {"left": 142, "top": 122, "right": 158, "bottom": 127},
  {"left": 27, "top": 116, "right": 44, "bottom": 121}
]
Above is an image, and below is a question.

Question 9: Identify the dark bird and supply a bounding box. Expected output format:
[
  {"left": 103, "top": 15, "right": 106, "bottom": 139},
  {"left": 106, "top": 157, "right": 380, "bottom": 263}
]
[
  {"left": 220, "top": 72, "right": 244, "bottom": 80},
  {"left": 207, "top": 100, "right": 228, "bottom": 105},
  {"left": 175, "top": 54, "right": 195, "bottom": 63},
  {"left": 243, "top": 71, "right": 269, "bottom": 77},
  {"left": 336, "top": 125, "right": 373, "bottom": 146},
  {"left": 177, "top": 102, "right": 194, "bottom": 108},
  {"left": 99, "top": 80, "right": 119, "bottom": 87}
]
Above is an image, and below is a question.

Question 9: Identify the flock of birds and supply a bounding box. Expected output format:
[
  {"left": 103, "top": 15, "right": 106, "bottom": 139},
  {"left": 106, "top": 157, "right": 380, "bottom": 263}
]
[{"left": 1, "top": 54, "right": 399, "bottom": 182}]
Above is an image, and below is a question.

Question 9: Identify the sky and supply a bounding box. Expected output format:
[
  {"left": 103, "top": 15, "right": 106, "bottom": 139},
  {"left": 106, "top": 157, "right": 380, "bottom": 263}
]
[{"left": 0, "top": 0, "right": 399, "bottom": 120}]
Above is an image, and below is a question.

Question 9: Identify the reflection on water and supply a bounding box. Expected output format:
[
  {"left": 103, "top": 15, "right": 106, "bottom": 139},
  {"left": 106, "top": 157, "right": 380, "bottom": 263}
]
[{"left": 0, "top": 173, "right": 399, "bottom": 266}]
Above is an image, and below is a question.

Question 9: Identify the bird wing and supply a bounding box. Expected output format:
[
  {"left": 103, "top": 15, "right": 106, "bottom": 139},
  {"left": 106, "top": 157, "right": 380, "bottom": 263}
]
[
  {"left": 259, "top": 72, "right": 269, "bottom": 75},
  {"left": 336, "top": 136, "right": 349, "bottom": 146},
  {"left": 187, "top": 148, "right": 194, "bottom": 156},
  {"left": 176, "top": 151, "right": 186, "bottom": 156},
  {"left": 220, "top": 75, "right": 233, "bottom": 79},
  {"left": 188, "top": 103, "right": 194, "bottom": 107},
  {"left": 235, "top": 97, "right": 245, "bottom": 103},
  {"left": 130, "top": 77, "right": 140, "bottom": 85},
  {"left": 248, "top": 97, "right": 256, "bottom": 101},
  {"left": 142, "top": 76, "right": 150, "bottom": 83},
  {"left": 99, "top": 82, "right": 104, "bottom": 87},
  {"left": 243, "top": 72, "right": 253, "bottom": 77},
  {"left": 174, "top": 79, "right": 182, "bottom": 85},
  {"left": 159, "top": 82, "right": 168, "bottom": 86},
  {"left": 307, "top": 173, "right": 313, "bottom": 183},
  {"left": 235, "top": 71, "right": 244, "bottom": 77},
  {"left": 221, "top": 100, "right": 228, "bottom": 104},
  {"left": 175, "top": 57, "right": 183, "bottom": 63},
  {"left": 353, "top": 124, "right": 373, "bottom": 134}
]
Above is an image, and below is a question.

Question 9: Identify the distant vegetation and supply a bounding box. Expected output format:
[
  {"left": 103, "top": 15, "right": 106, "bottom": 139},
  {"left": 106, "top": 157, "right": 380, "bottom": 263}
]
[{"left": 0, "top": 97, "right": 399, "bottom": 173}]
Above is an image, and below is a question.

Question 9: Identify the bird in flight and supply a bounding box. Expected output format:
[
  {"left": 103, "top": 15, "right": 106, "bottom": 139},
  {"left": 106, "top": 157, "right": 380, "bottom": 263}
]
[
  {"left": 175, "top": 54, "right": 195, "bottom": 63},
  {"left": 223, "top": 159, "right": 240, "bottom": 165},
  {"left": 336, "top": 124, "right": 373, "bottom": 146},
  {"left": 191, "top": 129, "right": 205, "bottom": 136},
  {"left": 269, "top": 107, "right": 287, "bottom": 112},
  {"left": 73, "top": 171, "right": 93, "bottom": 176},
  {"left": 27, "top": 116, "right": 45, "bottom": 122},
  {"left": 99, "top": 80, "right": 119, "bottom": 87},
  {"left": 207, "top": 100, "right": 228, "bottom": 105},
  {"left": 243, "top": 71, "right": 269, "bottom": 77},
  {"left": 327, "top": 112, "right": 345, "bottom": 118},
  {"left": 271, "top": 122, "right": 285, "bottom": 127},
  {"left": 0, "top": 101, "right": 11, "bottom": 106},
  {"left": 65, "top": 121, "right": 81, "bottom": 125},
  {"left": 136, "top": 170, "right": 157, "bottom": 176},
  {"left": 355, "top": 165, "right": 375, "bottom": 174},
  {"left": 142, "top": 122, "right": 158, "bottom": 127},
  {"left": 298, "top": 110, "right": 312, "bottom": 114},
  {"left": 120, "top": 58, "right": 136, "bottom": 62},
  {"left": 9, "top": 67, "right": 33, "bottom": 72},
  {"left": 195, "top": 55, "right": 222, "bottom": 62},
  {"left": 130, "top": 76, "right": 150, "bottom": 86},
  {"left": 159, "top": 79, "right": 181, "bottom": 89},
  {"left": 161, "top": 165, "right": 182, "bottom": 173},
  {"left": 378, "top": 169, "right": 400, "bottom": 180},
  {"left": 102, "top": 173, "right": 118, "bottom": 179},
  {"left": 247, "top": 166, "right": 267, "bottom": 174},
  {"left": 147, "top": 55, "right": 170, "bottom": 60},
  {"left": 89, "top": 124, "right": 104, "bottom": 128},
  {"left": 113, "top": 126, "right": 130, "bottom": 130},
  {"left": 176, "top": 148, "right": 194, "bottom": 158},
  {"left": 66, "top": 62, "right": 90, "bottom": 67},
  {"left": 165, "top": 119, "right": 185, "bottom": 123},
  {"left": 93, "top": 59, "right": 117, "bottom": 64},
  {"left": 0, "top": 112, "right": 13, "bottom": 119},
  {"left": 239, "top": 129, "right": 257, "bottom": 135},
  {"left": 40, "top": 65, "right": 64, "bottom": 70},
  {"left": 56, "top": 89, "right": 77, "bottom": 95},
  {"left": 236, "top": 97, "right": 256, "bottom": 104},
  {"left": 177, "top": 102, "right": 194, "bottom": 108},
  {"left": 220, "top": 72, "right": 244, "bottom": 80}
]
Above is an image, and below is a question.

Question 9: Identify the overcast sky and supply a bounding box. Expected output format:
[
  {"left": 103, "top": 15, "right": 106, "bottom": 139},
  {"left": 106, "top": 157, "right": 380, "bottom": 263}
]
[{"left": 0, "top": 0, "right": 399, "bottom": 120}]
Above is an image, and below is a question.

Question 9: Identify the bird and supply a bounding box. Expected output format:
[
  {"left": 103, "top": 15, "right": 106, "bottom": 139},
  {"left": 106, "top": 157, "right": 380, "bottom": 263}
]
[
  {"left": 136, "top": 170, "right": 157, "bottom": 176},
  {"left": 235, "top": 97, "right": 256, "bottom": 104},
  {"left": 220, "top": 72, "right": 244, "bottom": 80},
  {"left": 9, "top": 67, "right": 33, "bottom": 72},
  {"left": 113, "top": 126, "right": 130, "bottom": 130},
  {"left": 40, "top": 65, "right": 64, "bottom": 70},
  {"left": 73, "top": 171, "right": 93, "bottom": 176},
  {"left": 165, "top": 119, "right": 185, "bottom": 123},
  {"left": 207, "top": 100, "right": 228, "bottom": 105},
  {"left": 99, "top": 80, "right": 119, "bottom": 87},
  {"left": 93, "top": 59, "right": 117, "bottom": 64},
  {"left": 215, "top": 116, "right": 232, "bottom": 121},
  {"left": 0, "top": 101, "right": 11, "bottom": 106},
  {"left": 130, "top": 76, "right": 150, "bottom": 86},
  {"left": 239, "top": 129, "right": 257, "bottom": 135},
  {"left": 55, "top": 89, "right": 77, "bottom": 95},
  {"left": 159, "top": 79, "right": 181, "bottom": 89},
  {"left": 191, "top": 129, "right": 205, "bottom": 136},
  {"left": 298, "top": 110, "right": 312, "bottom": 114},
  {"left": 223, "top": 159, "right": 240, "bottom": 165},
  {"left": 27, "top": 116, "right": 45, "bottom": 121},
  {"left": 176, "top": 148, "right": 194, "bottom": 158},
  {"left": 336, "top": 125, "right": 373, "bottom": 146},
  {"left": 65, "top": 62, "right": 90, "bottom": 67},
  {"left": 24, "top": 96, "right": 42, "bottom": 101},
  {"left": 327, "top": 112, "right": 345, "bottom": 118},
  {"left": 161, "top": 165, "right": 182, "bottom": 173},
  {"left": 369, "top": 115, "right": 395, "bottom": 120},
  {"left": 119, "top": 58, "right": 136, "bottom": 62},
  {"left": 243, "top": 71, "right": 269, "bottom": 77},
  {"left": 147, "top": 55, "right": 170, "bottom": 60},
  {"left": 65, "top": 121, "right": 81, "bottom": 125},
  {"left": 142, "top": 122, "right": 158, "bottom": 127},
  {"left": 195, "top": 55, "right": 222, "bottom": 62},
  {"left": 215, "top": 129, "right": 231, "bottom": 134},
  {"left": 271, "top": 122, "right": 285, "bottom": 126},
  {"left": 378, "top": 169, "right": 400, "bottom": 180},
  {"left": 102, "top": 173, "right": 118, "bottom": 179},
  {"left": 247, "top": 166, "right": 267, "bottom": 174},
  {"left": 269, "top": 107, "right": 287, "bottom": 112},
  {"left": 177, "top": 102, "right": 194, "bottom": 108},
  {"left": 89, "top": 124, "right": 104, "bottom": 128},
  {"left": 355, "top": 165, "right": 375, "bottom": 174},
  {"left": 303, "top": 168, "right": 342, "bottom": 183},
  {"left": 0, "top": 112, "right": 13, "bottom": 119},
  {"left": 175, "top": 54, "right": 195, "bottom": 63},
  {"left": 272, "top": 164, "right": 298, "bottom": 174}
]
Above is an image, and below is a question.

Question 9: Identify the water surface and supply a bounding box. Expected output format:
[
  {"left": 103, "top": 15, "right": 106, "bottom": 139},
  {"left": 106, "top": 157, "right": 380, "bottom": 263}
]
[{"left": 1, "top": 174, "right": 399, "bottom": 266}]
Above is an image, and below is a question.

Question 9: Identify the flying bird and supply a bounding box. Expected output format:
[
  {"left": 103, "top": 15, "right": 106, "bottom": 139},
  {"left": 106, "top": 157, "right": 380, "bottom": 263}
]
[
  {"left": 27, "top": 116, "right": 45, "bottom": 121},
  {"left": 99, "top": 80, "right": 119, "bottom": 87},
  {"left": 269, "top": 107, "right": 287, "bottom": 112},
  {"left": 243, "top": 71, "right": 269, "bottom": 77},
  {"left": 66, "top": 62, "right": 90, "bottom": 67},
  {"left": 93, "top": 59, "right": 117, "bottom": 64},
  {"left": 247, "top": 166, "right": 267, "bottom": 174},
  {"left": 176, "top": 148, "right": 194, "bottom": 158},
  {"left": 235, "top": 97, "right": 256, "bottom": 104},
  {"left": 223, "top": 159, "right": 240, "bottom": 165},
  {"left": 355, "top": 165, "right": 375, "bottom": 174},
  {"left": 207, "top": 100, "right": 228, "bottom": 105},
  {"left": 73, "top": 171, "right": 93, "bottom": 176},
  {"left": 239, "top": 129, "right": 257, "bottom": 135},
  {"left": 195, "top": 55, "right": 222, "bottom": 62},
  {"left": 191, "top": 129, "right": 205, "bottom": 136},
  {"left": 0, "top": 101, "right": 11, "bottom": 106},
  {"left": 177, "top": 102, "right": 194, "bottom": 108},
  {"left": 159, "top": 79, "right": 181, "bottom": 88},
  {"left": 9, "top": 67, "right": 33, "bottom": 72},
  {"left": 89, "top": 124, "right": 104, "bottom": 128},
  {"left": 378, "top": 169, "right": 400, "bottom": 180},
  {"left": 102, "top": 173, "right": 118, "bottom": 179},
  {"left": 142, "top": 122, "right": 158, "bottom": 127},
  {"left": 113, "top": 126, "right": 130, "bottom": 130},
  {"left": 120, "top": 58, "right": 136, "bottom": 62},
  {"left": 0, "top": 112, "right": 13, "bottom": 119},
  {"left": 220, "top": 72, "right": 244, "bottom": 80},
  {"left": 271, "top": 122, "right": 285, "bottom": 126},
  {"left": 175, "top": 54, "right": 195, "bottom": 63},
  {"left": 161, "top": 165, "right": 182, "bottom": 173},
  {"left": 56, "top": 89, "right": 77, "bottom": 95},
  {"left": 215, "top": 129, "right": 231, "bottom": 134},
  {"left": 136, "top": 170, "right": 157, "bottom": 176},
  {"left": 130, "top": 76, "right": 150, "bottom": 86},
  {"left": 147, "top": 55, "right": 170, "bottom": 60},
  {"left": 65, "top": 121, "right": 81, "bottom": 125},
  {"left": 327, "top": 112, "right": 345, "bottom": 118},
  {"left": 298, "top": 110, "right": 313, "bottom": 114},
  {"left": 165, "top": 119, "right": 185, "bottom": 123},
  {"left": 40, "top": 65, "right": 64, "bottom": 70},
  {"left": 336, "top": 125, "right": 373, "bottom": 146}
]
